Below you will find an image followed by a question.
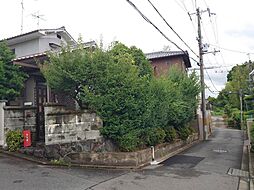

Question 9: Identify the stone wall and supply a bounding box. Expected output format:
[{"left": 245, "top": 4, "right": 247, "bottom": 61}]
[
  {"left": 3, "top": 106, "right": 37, "bottom": 145},
  {"left": 44, "top": 104, "right": 103, "bottom": 145},
  {"left": 68, "top": 133, "right": 199, "bottom": 168}
]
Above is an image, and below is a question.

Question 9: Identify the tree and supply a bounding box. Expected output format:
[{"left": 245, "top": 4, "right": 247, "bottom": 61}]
[
  {"left": 42, "top": 42, "right": 200, "bottom": 151},
  {"left": 109, "top": 42, "right": 153, "bottom": 78},
  {"left": 213, "top": 62, "right": 252, "bottom": 129},
  {"left": 0, "top": 41, "right": 27, "bottom": 101}
]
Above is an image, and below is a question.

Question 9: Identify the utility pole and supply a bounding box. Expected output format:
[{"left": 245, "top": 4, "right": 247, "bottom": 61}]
[
  {"left": 197, "top": 8, "right": 207, "bottom": 140},
  {"left": 239, "top": 89, "right": 243, "bottom": 129}
]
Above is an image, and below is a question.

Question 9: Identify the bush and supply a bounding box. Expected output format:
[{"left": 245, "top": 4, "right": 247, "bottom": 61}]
[
  {"left": 164, "top": 126, "right": 177, "bottom": 142},
  {"left": 118, "top": 131, "right": 141, "bottom": 152},
  {"left": 6, "top": 130, "right": 23, "bottom": 152},
  {"left": 227, "top": 108, "right": 241, "bottom": 129},
  {"left": 42, "top": 42, "right": 200, "bottom": 151},
  {"left": 177, "top": 127, "right": 191, "bottom": 140},
  {"left": 142, "top": 128, "right": 166, "bottom": 146}
]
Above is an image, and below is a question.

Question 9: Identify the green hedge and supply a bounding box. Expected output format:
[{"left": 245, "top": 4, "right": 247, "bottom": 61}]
[{"left": 43, "top": 42, "right": 200, "bottom": 152}]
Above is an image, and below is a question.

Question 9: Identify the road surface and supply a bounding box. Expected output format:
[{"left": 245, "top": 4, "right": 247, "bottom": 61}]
[{"left": 0, "top": 127, "right": 243, "bottom": 190}]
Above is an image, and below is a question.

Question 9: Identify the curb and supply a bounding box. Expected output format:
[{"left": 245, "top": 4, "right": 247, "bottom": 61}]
[
  {"left": 238, "top": 130, "right": 253, "bottom": 190},
  {"left": 0, "top": 139, "right": 201, "bottom": 170},
  {"left": 152, "top": 139, "right": 200, "bottom": 165}
]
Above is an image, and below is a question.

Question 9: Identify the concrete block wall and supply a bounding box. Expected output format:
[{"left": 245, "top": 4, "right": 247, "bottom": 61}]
[
  {"left": 3, "top": 106, "right": 37, "bottom": 144},
  {"left": 44, "top": 104, "right": 103, "bottom": 145}
]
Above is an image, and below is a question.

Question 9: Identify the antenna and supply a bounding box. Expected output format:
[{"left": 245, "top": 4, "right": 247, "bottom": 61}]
[
  {"left": 21, "top": 0, "right": 24, "bottom": 34},
  {"left": 31, "top": 11, "right": 46, "bottom": 29}
]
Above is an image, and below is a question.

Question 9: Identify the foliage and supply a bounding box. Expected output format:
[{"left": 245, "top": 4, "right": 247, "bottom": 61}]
[
  {"left": 142, "top": 128, "right": 166, "bottom": 146},
  {"left": 50, "top": 158, "right": 69, "bottom": 166},
  {"left": 177, "top": 127, "right": 191, "bottom": 140},
  {"left": 6, "top": 130, "right": 23, "bottom": 152},
  {"left": 0, "top": 41, "right": 27, "bottom": 101},
  {"left": 108, "top": 42, "right": 153, "bottom": 78},
  {"left": 42, "top": 42, "right": 200, "bottom": 151},
  {"left": 118, "top": 130, "right": 141, "bottom": 152},
  {"left": 212, "top": 62, "right": 254, "bottom": 128},
  {"left": 227, "top": 108, "right": 241, "bottom": 129},
  {"left": 166, "top": 68, "right": 200, "bottom": 126},
  {"left": 164, "top": 126, "right": 177, "bottom": 142}
]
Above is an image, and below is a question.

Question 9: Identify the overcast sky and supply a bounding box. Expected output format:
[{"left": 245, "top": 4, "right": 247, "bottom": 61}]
[{"left": 1, "top": 0, "right": 254, "bottom": 97}]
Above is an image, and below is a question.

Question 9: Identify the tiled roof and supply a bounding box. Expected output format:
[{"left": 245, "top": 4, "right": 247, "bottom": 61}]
[
  {"left": 145, "top": 51, "right": 187, "bottom": 60},
  {"left": 145, "top": 50, "right": 191, "bottom": 68},
  {"left": 12, "top": 52, "right": 47, "bottom": 62},
  {"left": 1, "top": 27, "right": 63, "bottom": 41}
]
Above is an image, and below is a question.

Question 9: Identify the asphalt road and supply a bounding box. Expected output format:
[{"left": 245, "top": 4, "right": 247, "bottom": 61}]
[{"left": 0, "top": 127, "right": 243, "bottom": 190}]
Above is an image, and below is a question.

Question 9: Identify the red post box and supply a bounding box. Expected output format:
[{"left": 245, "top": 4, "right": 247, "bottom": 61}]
[{"left": 23, "top": 130, "right": 31, "bottom": 147}]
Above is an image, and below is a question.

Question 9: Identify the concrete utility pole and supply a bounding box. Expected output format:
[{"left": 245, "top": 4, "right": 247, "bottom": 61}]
[
  {"left": 197, "top": 8, "right": 207, "bottom": 140},
  {"left": 239, "top": 89, "right": 243, "bottom": 129}
]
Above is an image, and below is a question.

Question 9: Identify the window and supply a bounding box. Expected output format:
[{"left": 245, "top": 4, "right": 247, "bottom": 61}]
[
  {"left": 11, "top": 48, "right": 15, "bottom": 54},
  {"left": 57, "top": 34, "right": 61, "bottom": 39}
]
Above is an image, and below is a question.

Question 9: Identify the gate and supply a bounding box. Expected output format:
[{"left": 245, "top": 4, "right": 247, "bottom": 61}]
[{"left": 35, "top": 84, "right": 47, "bottom": 141}]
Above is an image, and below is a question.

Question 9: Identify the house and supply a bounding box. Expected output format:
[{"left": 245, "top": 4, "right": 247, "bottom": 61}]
[
  {"left": 0, "top": 27, "right": 99, "bottom": 145},
  {"left": 4, "top": 26, "right": 76, "bottom": 58},
  {"left": 146, "top": 51, "right": 191, "bottom": 76}
]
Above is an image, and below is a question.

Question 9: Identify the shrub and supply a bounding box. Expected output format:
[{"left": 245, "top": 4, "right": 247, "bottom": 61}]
[
  {"left": 188, "top": 126, "right": 196, "bottom": 134},
  {"left": 118, "top": 131, "right": 140, "bottom": 152},
  {"left": 42, "top": 42, "right": 200, "bottom": 151},
  {"left": 6, "top": 130, "right": 23, "bottom": 152},
  {"left": 142, "top": 128, "right": 166, "bottom": 146},
  {"left": 164, "top": 126, "right": 177, "bottom": 142},
  {"left": 177, "top": 127, "right": 191, "bottom": 140},
  {"left": 227, "top": 108, "right": 241, "bottom": 129}
]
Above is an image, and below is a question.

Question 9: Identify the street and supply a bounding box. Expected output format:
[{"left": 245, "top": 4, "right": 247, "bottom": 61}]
[{"left": 0, "top": 127, "right": 243, "bottom": 190}]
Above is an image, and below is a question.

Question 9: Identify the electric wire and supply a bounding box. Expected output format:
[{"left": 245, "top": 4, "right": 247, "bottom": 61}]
[
  {"left": 147, "top": 0, "right": 199, "bottom": 58},
  {"left": 205, "top": 68, "right": 220, "bottom": 92},
  {"left": 209, "top": 44, "right": 254, "bottom": 55},
  {"left": 126, "top": 0, "right": 200, "bottom": 65}
]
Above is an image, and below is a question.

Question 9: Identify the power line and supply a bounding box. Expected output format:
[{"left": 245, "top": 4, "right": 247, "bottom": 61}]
[
  {"left": 205, "top": 68, "right": 220, "bottom": 92},
  {"left": 209, "top": 44, "right": 254, "bottom": 55},
  {"left": 126, "top": 0, "right": 199, "bottom": 64},
  {"left": 205, "top": 83, "right": 219, "bottom": 95},
  {"left": 147, "top": 0, "right": 199, "bottom": 58},
  {"left": 177, "top": 0, "right": 197, "bottom": 33}
]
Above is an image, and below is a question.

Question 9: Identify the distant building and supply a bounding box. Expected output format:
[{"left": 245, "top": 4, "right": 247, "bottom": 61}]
[{"left": 146, "top": 51, "right": 191, "bottom": 76}]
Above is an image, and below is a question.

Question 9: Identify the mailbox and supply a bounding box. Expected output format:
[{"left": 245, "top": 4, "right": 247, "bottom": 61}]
[{"left": 23, "top": 130, "right": 31, "bottom": 147}]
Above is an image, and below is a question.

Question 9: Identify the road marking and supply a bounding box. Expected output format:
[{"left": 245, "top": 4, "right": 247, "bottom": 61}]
[
  {"left": 227, "top": 168, "right": 249, "bottom": 178},
  {"left": 213, "top": 149, "right": 228, "bottom": 153}
]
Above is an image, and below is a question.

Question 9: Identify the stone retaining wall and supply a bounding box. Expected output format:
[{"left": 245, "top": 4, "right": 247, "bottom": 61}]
[{"left": 68, "top": 133, "right": 199, "bottom": 168}]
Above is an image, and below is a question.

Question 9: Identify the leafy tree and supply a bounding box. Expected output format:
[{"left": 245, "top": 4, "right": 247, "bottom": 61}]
[
  {"left": 212, "top": 62, "right": 253, "bottom": 128},
  {"left": 166, "top": 67, "right": 200, "bottom": 127},
  {"left": 109, "top": 42, "right": 153, "bottom": 78},
  {"left": 42, "top": 42, "right": 200, "bottom": 151},
  {"left": 0, "top": 41, "right": 27, "bottom": 101}
]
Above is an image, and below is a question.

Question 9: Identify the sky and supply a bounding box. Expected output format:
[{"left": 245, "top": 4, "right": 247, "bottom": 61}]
[{"left": 1, "top": 0, "right": 254, "bottom": 97}]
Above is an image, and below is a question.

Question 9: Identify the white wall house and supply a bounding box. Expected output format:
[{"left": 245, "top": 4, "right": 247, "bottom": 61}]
[{"left": 3, "top": 26, "right": 77, "bottom": 58}]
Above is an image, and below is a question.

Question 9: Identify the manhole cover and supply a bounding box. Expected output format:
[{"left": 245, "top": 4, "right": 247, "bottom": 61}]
[
  {"left": 213, "top": 149, "right": 227, "bottom": 153},
  {"left": 227, "top": 168, "right": 249, "bottom": 178}
]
